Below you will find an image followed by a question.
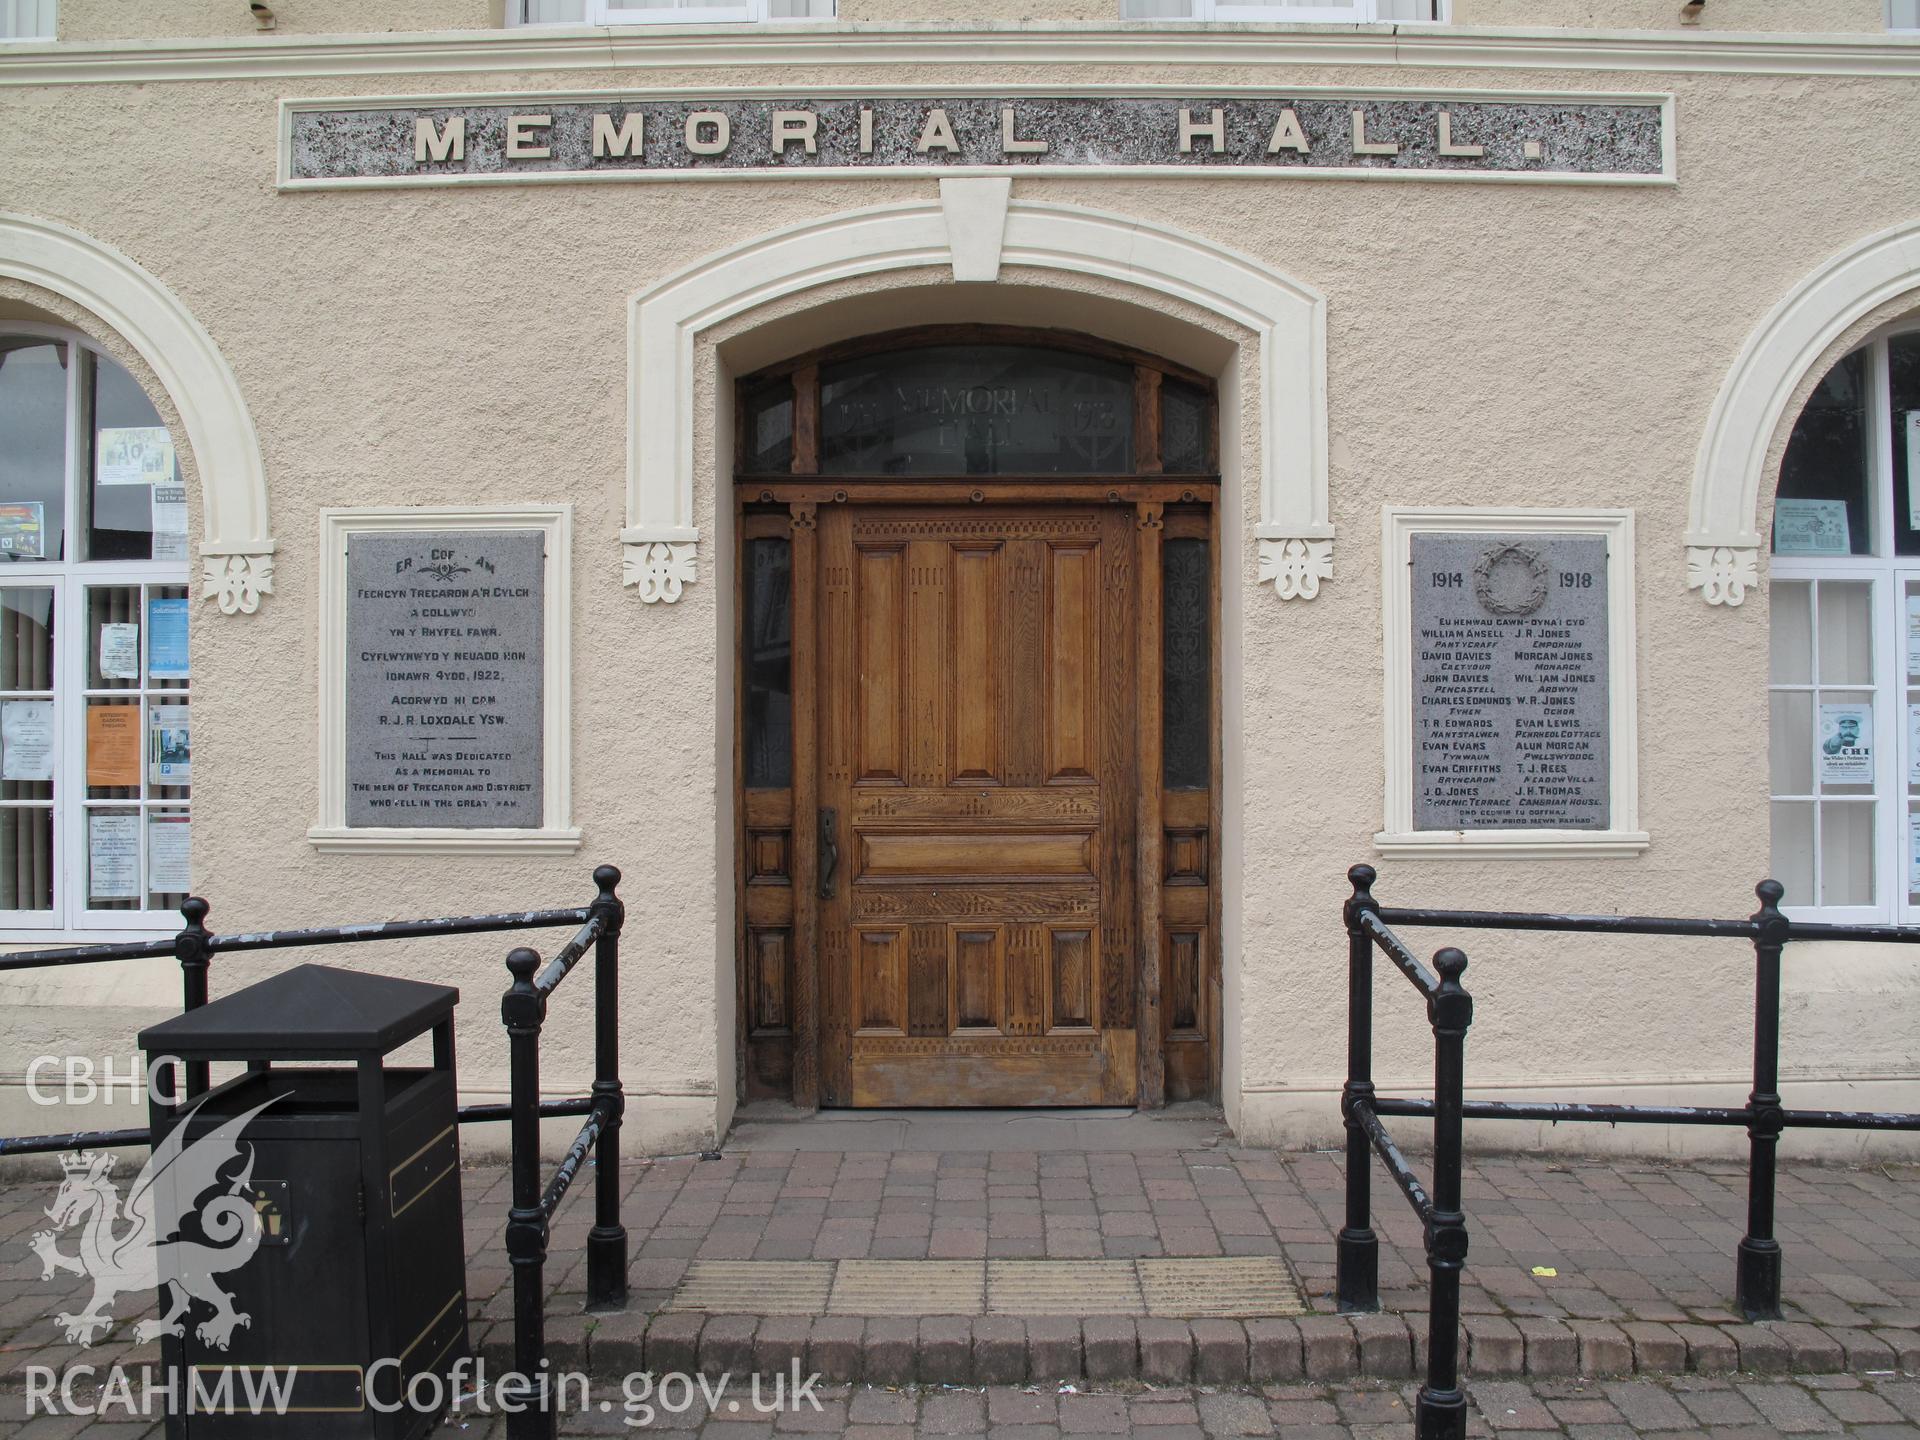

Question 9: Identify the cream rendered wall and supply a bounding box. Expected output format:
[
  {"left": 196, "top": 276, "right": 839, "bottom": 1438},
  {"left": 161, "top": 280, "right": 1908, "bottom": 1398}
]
[
  {"left": 56, "top": 0, "right": 497, "bottom": 41},
  {"left": 1, "top": 44, "right": 1919, "bottom": 1158},
  {"left": 1452, "top": 0, "right": 1887, "bottom": 30}
]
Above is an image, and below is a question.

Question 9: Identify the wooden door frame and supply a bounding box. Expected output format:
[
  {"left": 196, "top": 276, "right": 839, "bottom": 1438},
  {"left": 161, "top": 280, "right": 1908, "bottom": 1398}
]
[{"left": 735, "top": 484, "right": 1222, "bottom": 1111}]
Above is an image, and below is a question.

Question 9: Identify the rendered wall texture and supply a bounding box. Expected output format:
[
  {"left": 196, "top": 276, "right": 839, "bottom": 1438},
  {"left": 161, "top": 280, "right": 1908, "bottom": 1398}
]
[
  {"left": 55, "top": 0, "right": 498, "bottom": 41},
  {"left": 1, "top": 37, "right": 1918, "bottom": 1157}
]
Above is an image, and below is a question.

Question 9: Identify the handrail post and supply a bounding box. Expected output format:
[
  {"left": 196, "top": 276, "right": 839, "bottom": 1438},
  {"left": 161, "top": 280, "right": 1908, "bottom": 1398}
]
[
  {"left": 174, "top": 897, "right": 213, "bottom": 1099},
  {"left": 1417, "top": 947, "right": 1473, "bottom": 1440},
  {"left": 1737, "top": 879, "right": 1788, "bottom": 1321},
  {"left": 1338, "top": 863, "right": 1381, "bottom": 1313},
  {"left": 501, "top": 947, "right": 553, "bottom": 1440},
  {"left": 586, "top": 865, "right": 628, "bottom": 1311}
]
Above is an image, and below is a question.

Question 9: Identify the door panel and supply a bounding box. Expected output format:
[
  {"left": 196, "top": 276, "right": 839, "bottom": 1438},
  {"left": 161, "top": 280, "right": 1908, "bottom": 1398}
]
[{"left": 818, "top": 506, "right": 1138, "bottom": 1107}]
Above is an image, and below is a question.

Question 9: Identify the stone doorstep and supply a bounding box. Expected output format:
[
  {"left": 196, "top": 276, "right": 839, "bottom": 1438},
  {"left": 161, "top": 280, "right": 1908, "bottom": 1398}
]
[{"left": 474, "top": 1309, "right": 1920, "bottom": 1388}]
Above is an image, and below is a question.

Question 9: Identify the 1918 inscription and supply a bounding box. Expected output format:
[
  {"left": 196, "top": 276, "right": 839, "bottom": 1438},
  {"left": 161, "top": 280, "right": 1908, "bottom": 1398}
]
[
  {"left": 1412, "top": 533, "right": 1609, "bottom": 832},
  {"left": 345, "top": 530, "right": 544, "bottom": 828}
]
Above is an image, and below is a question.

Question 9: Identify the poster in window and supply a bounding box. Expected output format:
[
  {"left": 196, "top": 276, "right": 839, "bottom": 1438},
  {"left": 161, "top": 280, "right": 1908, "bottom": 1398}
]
[
  {"left": 147, "top": 813, "right": 190, "bottom": 895},
  {"left": 147, "top": 598, "right": 189, "bottom": 680},
  {"left": 99, "top": 623, "right": 140, "bottom": 681},
  {"left": 1911, "top": 811, "right": 1920, "bottom": 897},
  {"left": 1773, "top": 498, "right": 1852, "bottom": 556},
  {"left": 0, "top": 700, "right": 54, "bottom": 783},
  {"left": 1910, "top": 705, "right": 1920, "bottom": 785},
  {"left": 149, "top": 705, "right": 190, "bottom": 786},
  {"left": 96, "top": 426, "right": 174, "bottom": 487},
  {"left": 85, "top": 706, "right": 141, "bottom": 788},
  {"left": 151, "top": 481, "right": 189, "bottom": 562},
  {"left": 0, "top": 502, "right": 45, "bottom": 560},
  {"left": 1909, "top": 595, "right": 1920, "bottom": 680},
  {"left": 87, "top": 813, "right": 140, "bottom": 901},
  {"left": 1818, "top": 702, "right": 1874, "bottom": 784},
  {"left": 1908, "top": 414, "right": 1920, "bottom": 533}
]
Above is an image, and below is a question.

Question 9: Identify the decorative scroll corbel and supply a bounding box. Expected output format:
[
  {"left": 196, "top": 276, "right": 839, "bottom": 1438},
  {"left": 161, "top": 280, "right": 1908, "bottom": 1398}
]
[
  {"left": 1258, "top": 537, "right": 1335, "bottom": 602},
  {"left": 1685, "top": 544, "right": 1759, "bottom": 607},
  {"left": 202, "top": 547, "right": 276, "bottom": 615},
  {"left": 622, "top": 536, "right": 698, "bottom": 604}
]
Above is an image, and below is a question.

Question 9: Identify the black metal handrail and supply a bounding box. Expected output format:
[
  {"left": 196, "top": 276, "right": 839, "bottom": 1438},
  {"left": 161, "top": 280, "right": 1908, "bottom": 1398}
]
[
  {"left": 0, "top": 877, "right": 609, "bottom": 1156},
  {"left": 498, "top": 866, "right": 627, "bottom": 1440},
  {"left": 1338, "top": 863, "right": 1920, "bottom": 1440}
]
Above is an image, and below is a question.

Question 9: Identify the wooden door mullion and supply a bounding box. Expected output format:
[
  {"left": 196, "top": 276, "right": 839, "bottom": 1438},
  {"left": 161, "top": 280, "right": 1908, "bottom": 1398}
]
[
  {"left": 789, "top": 502, "right": 821, "bottom": 1110},
  {"left": 1135, "top": 501, "right": 1167, "bottom": 1110}
]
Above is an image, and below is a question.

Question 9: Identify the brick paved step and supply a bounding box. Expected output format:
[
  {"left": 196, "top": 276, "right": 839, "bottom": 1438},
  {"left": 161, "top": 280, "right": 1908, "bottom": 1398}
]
[{"left": 475, "top": 1308, "right": 1920, "bottom": 1388}]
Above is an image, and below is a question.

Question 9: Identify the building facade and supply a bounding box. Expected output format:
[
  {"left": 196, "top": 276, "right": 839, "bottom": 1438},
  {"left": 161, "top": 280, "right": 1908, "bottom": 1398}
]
[{"left": 2, "top": 0, "right": 1918, "bottom": 1157}]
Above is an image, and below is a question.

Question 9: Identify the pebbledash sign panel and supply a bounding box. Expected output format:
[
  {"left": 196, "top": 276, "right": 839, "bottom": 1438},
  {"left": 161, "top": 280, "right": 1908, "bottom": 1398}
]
[{"left": 278, "top": 88, "right": 1675, "bottom": 189}]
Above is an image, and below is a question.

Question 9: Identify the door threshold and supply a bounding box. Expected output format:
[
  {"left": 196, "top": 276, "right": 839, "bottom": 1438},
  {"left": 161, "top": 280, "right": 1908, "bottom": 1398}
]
[{"left": 724, "top": 1101, "right": 1230, "bottom": 1153}]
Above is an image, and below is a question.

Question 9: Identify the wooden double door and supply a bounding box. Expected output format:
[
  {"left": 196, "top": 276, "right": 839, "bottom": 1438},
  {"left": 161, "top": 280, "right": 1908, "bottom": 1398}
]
[
  {"left": 818, "top": 503, "right": 1142, "bottom": 1107},
  {"left": 741, "top": 494, "right": 1217, "bottom": 1110}
]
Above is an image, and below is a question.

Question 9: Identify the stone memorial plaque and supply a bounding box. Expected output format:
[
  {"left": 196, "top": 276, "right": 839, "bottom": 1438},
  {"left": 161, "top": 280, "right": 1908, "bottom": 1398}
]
[
  {"left": 345, "top": 530, "right": 544, "bottom": 828},
  {"left": 1411, "top": 532, "right": 1610, "bottom": 832}
]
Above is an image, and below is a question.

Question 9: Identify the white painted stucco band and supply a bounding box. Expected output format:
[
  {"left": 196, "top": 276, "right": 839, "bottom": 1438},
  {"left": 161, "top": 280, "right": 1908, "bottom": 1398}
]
[
  {"left": 0, "top": 212, "right": 274, "bottom": 614},
  {"left": 1688, "top": 216, "right": 1920, "bottom": 608},
  {"left": 623, "top": 184, "right": 1330, "bottom": 602}
]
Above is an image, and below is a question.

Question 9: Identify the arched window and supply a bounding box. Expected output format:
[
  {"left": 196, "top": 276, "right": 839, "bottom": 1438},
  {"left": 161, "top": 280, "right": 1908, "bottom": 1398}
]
[
  {"left": 0, "top": 326, "right": 191, "bottom": 937},
  {"left": 1767, "top": 323, "right": 1920, "bottom": 919},
  {"left": 736, "top": 330, "right": 1216, "bottom": 480}
]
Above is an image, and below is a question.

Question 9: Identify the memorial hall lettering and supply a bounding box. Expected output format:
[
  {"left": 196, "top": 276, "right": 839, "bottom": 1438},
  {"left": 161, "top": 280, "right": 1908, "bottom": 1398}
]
[{"left": 1411, "top": 533, "right": 1610, "bottom": 832}]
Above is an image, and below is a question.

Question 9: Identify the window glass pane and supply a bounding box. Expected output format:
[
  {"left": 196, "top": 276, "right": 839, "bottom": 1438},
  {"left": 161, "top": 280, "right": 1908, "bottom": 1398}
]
[
  {"left": 85, "top": 806, "right": 140, "bottom": 912},
  {"left": 819, "top": 346, "right": 1134, "bottom": 476},
  {"left": 86, "top": 585, "right": 141, "bottom": 690},
  {"left": 1769, "top": 691, "right": 1813, "bottom": 796},
  {"left": 1816, "top": 690, "right": 1874, "bottom": 797},
  {"left": 1121, "top": 0, "right": 1197, "bottom": 14},
  {"left": 147, "top": 808, "right": 190, "bottom": 911},
  {"left": 1162, "top": 537, "right": 1210, "bottom": 789},
  {"left": 0, "top": 586, "right": 54, "bottom": 691},
  {"left": 0, "top": 339, "right": 67, "bottom": 563},
  {"left": 149, "top": 695, "right": 190, "bottom": 802},
  {"left": 1161, "top": 379, "right": 1210, "bottom": 474},
  {"left": 522, "top": 0, "right": 588, "bottom": 18},
  {"left": 1816, "top": 580, "right": 1873, "bottom": 685},
  {"left": 744, "top": 538, "right": 792, "bottom": 788},
  {"left": 766, "top": 0, "right": 833, "bottom": 13},
  {"left": 1895, "top": 0, "right": 1920, "bottom": 31},
  {"left": 1774, "top": 349, "right": 1870, "bottom": 557},
  {"left": 1771, "top": 801, "right": 1815, "bottom": 908},
  {"left": 149, "top": 585, "right": 190, "bottom": 690},
  {"left": 1770, "top": 580, "right": 1811, "bottom": 685},
  {"left": 1, "top": 587, "right": 56, "bottom": 807},
  {"left": 87, "top": 351, "right": 180, "bottom": 563},
  {"left": 0, "top": 808, "right": 53, "bottom": 911},
  {"left": 1891, "top": 333, "right": 1920, "bottom": 555},
  {"left": 742, "top": 380, "right": 794, "bottom": 474},
  {"left": 1820, "top": 801, "right": 1874, "bottom": 906},
  {"left": 85, "top": 696, "right": 140, "bottom": 801},
  {"left": 1907, "top": 577, "right": 1920, "bottom": 909}
]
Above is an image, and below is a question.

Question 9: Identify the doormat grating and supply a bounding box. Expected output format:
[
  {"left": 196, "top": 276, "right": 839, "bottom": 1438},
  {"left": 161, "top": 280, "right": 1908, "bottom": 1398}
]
[{"left": 664, "top": 1258, "right": 1305, "bottom": 1318}]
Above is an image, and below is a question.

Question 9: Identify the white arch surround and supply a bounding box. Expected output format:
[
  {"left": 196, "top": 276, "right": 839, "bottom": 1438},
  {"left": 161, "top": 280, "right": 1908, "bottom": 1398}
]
[
  {"left": 0, "top": 213, "right": 274, "bottom": 614},
  {"left": 1688, "top": 218, "right": 1920, "bottom": 608},
  {"left": 623, "top": 180, "right": 1331, "bottom": 602}
]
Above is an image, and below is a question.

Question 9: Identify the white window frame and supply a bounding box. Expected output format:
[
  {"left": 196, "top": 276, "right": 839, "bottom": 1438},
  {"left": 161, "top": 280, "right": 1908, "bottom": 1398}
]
[
  {"left": 509, "top": 0, "right": 834, "bottom": 23},
  {"left": 1377, "top": 507, "right": 1647, "bottom": 861},
  {"left": 0, "top": 322, "right": 192, "bottom": 941},
  {"left": 1121, "top": 0, "right": 1448, "bottom": 23},
  {"left": 1769, "top": 324, "right": 1920, "bottom": 924},
  {"left": 0, "top": 0, "right": 56, "bottom": 42},
  {"left": 310, "top": 506, "right": 579, "bottom": 856}
]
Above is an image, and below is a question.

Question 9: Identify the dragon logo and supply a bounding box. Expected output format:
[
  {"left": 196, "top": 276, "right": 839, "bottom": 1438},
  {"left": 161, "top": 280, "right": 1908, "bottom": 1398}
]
[{"left": 30, "top": 1095, "right": 278, "bottom": 1349}]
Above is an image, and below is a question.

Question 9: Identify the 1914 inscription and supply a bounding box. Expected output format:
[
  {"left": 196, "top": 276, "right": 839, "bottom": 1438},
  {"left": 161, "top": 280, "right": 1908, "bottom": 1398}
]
[
  {"left": 1412, "top": 533, "right": 1609, "bottom": 832},
  {"left": 345, "top": 530, "right": 544, "bottom": 828}
]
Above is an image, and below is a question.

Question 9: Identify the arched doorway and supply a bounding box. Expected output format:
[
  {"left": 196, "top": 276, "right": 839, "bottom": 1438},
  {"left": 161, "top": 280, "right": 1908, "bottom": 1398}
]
[{"left": 734, "top": 326, "right": 1220, "bottom": 1109}]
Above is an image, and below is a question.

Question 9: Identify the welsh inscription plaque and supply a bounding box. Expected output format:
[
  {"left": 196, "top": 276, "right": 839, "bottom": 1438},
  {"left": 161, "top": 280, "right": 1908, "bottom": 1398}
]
[
  {"left": 1412, "top": 533, "right": 1609, "bottom": 831},
  {"left": 345, "top": 530, "right": 544, "bottom": 828}
]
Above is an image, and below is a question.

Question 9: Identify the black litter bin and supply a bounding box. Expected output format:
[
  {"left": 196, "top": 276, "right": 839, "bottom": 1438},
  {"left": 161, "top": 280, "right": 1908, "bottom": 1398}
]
[{"left": 139, "top": 963, "right": 466, "bottom": 1440}]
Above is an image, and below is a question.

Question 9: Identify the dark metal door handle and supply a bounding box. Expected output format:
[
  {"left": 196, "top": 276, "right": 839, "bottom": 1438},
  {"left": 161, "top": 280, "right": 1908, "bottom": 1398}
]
[{"left": 818, "top": 808, "right": 838, "bottom": 900}]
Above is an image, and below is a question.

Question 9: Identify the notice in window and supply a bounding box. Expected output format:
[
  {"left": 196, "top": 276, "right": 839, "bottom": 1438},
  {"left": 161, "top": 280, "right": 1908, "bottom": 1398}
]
[
  {"left": 343, "top": 529, "right": 545, "bottom": 829},
  {"left": 86, "top": 706, "right": 141, "bottom": 788},
  {"left": 148, "top": 813, "right": 191, "bottom": 895},
  {"left": 96, "top": 427, "right": 174, "bottom": 487},
  {"left": 99, "top": 623, "right": 140, "bottom": 682},
  {"left": 149, "top": 706, "right": 191, "bottom": 786},
  {"left": 87, "top": 813, "right": 140, "bottom": 901},
  {"left": 0, "top": 700, "right": 54, "bottom": 783},
  {"left": 1909, "top": 595, "right": 1920, "bottom": 680},
  {"left": 1773, "top": 499, "right": 1851, "bottom": 556},
  {"left": 1908, "top": 415, "right": 1920, "bottom": 533},
  {"left": 152, "top": 481, "right": 189, "bottom": 562},
  {"left": 147, "top": 598, "right": 189, "bottom": 680},
  {"left": 0, "top": 502, "right": 45, "bottom": 560},
  {"left": 1818, "top": 702, "right": 1874, "bottom": 784},
  {"left": 1411, "top": 532, "right": 1610, "bottom": 832},
  {"left": 1911, "top": 812, "right": 1920, "bottom": 897},
  {"left": 1908, "top": 704, "right": 1920, "bottom": 785}
]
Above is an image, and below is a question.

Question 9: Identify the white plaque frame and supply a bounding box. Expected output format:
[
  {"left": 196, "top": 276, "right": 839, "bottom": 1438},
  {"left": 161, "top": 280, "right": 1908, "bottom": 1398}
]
[
  {"left": 310, "top": 505, "right": 579, "bottom": 855},
  {"left": 1378, "top": 507, "right": 1647, "bottom": 860}
]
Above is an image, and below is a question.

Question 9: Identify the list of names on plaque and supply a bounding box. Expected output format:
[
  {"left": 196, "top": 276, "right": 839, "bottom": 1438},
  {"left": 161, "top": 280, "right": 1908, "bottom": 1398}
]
[
  {"left": 345, "top": 529, "right": 545, "bottom": 828},
  {"left": 1411, "top": 532, "right": 1610, "bottom": 832}
]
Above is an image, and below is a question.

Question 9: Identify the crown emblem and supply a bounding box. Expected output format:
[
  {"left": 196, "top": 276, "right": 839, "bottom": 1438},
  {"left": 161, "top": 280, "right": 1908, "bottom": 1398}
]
[{"left": 58, "top": 1151, "right": 105, "bottom": 1176}]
